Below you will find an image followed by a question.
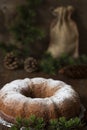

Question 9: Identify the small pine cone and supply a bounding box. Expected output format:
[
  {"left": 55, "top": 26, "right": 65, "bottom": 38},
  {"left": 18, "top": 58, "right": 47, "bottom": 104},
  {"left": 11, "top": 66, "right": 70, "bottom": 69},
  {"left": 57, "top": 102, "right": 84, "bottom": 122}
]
[
  {"left": 24, "top": 57, "right": 38, "bottom": 73},
  {"left": 58, "top": 64, "right": 87, "bottom": 79},
  {"left": 4, "top": 52, "right": 20, "bottom": 70}
]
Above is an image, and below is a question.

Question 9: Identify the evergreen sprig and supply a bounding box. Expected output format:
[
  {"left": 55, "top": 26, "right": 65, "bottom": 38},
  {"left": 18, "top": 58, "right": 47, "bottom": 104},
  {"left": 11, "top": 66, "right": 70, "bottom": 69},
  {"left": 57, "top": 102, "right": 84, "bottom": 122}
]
[
  {"left": 10, "top": 0, "right": 45, "bottom": 46},
  {"left": 10, "top": 116, "right": 83, "bottom": 130},
  {"left": 0, "top": 42, "right": 20, "bottom": 56},
  {"left": 39, "top": 53, "right": 87, "bottom": 75},
  {"left": 40, "top": 53, "right": 57, "bottom": 75}
]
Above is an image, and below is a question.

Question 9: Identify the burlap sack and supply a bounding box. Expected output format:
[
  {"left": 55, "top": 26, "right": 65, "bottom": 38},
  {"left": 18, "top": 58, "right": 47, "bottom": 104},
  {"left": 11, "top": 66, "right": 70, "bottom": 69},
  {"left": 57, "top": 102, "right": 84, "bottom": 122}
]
[{"left": 47, "top": 6, "right": 79, "bottom": 58}]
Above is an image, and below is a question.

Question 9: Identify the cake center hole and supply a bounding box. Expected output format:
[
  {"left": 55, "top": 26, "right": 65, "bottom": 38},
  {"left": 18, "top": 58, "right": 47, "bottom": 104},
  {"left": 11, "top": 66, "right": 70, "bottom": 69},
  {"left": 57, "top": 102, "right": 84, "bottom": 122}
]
[{"left": 21, "top": 85, "right": 57, "bottom": 98}]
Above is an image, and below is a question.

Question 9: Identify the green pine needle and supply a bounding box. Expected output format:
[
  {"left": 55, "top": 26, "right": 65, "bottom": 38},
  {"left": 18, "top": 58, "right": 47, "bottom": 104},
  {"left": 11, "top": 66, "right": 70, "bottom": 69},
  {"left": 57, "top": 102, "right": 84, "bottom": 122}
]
[{"left": 10, "top": 115, "right": 83, "bottom": 130}]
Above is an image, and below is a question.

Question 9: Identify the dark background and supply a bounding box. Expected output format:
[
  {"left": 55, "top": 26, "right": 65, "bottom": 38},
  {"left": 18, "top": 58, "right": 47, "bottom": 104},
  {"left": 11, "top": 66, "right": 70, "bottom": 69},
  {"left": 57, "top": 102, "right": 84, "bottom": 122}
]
[{"left": 0, "top": 0, "right": 87, "bottom": 55}]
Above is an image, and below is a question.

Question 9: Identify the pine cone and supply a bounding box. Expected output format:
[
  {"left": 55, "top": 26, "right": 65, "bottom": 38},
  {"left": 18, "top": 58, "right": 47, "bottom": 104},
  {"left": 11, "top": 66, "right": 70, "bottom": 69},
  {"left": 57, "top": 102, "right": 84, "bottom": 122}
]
[
  {"left": 24, "top": 57, "right": 38, "bottom": 73},
  {"left": 58, "top": 64, "right": 87, "bottom": 78},
  {"left": 3, "top": 52, "right": 21, "bottom": 70}
]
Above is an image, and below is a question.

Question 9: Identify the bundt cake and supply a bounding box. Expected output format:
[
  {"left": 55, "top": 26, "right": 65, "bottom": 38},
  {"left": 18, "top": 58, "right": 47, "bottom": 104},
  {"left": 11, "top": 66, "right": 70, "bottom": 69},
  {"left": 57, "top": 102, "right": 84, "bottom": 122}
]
[{"left": 0, "top": 78, "right": 81, "bottom": 123}]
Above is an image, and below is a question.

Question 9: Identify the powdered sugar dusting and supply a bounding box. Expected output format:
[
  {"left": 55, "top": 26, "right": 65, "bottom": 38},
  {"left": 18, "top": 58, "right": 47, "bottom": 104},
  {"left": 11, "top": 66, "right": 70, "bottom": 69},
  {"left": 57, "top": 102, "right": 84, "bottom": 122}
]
[
  {"left": 0, "top": 78, "right": 78, "bottom": 106},
  {"left": 51, "top": 85, "right": 77, "bottom": 104},
  {"left": 0, "top": 78, "right": 30, "bottom": 93},
  {"left": 31, "top": 78, "right": 46, "bottom": 84},
  {"left": 31, "top": 78, "right": 65, "bottom": 89}
]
